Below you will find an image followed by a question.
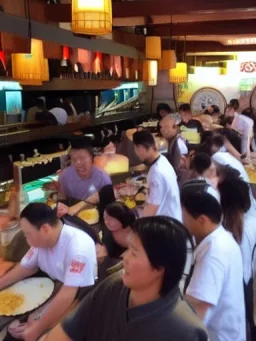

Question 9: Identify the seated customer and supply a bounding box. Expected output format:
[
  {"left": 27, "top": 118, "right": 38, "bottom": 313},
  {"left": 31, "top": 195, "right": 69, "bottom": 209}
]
[
  {"left": 159, "top": 114, "right": 188, "bottom": 173},
  {"left": 1, "top": 203, "right": 97, "bottom": 341},
  {"left": 58, "top": 137, "right": 112, "bottom": 216},
  {"left": 96, "top": 202, "right": 136, "bottom": 260},
  {"left": 178, "top": 103, "right": 203, "bottom": 147},
  {"left": 181, "top": 190, "right": 246, "bottom": 341},
  {"left": 40, "top": 216, "right": 208, "bottom": 341}
]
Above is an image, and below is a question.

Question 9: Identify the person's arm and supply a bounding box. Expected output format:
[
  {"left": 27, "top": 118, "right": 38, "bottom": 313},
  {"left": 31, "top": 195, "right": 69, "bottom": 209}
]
[
  {"left": 143, "top": 174, "right": 165, "bottom": 217},
  {"left": 0, "top": 263, "right": 38, "bottom": 291},
  {"left": 185, "top": 252, "right": 225, "bottom": 324},
  {"left": 185, "top": 295, "right": 212, "bottom": 320},
  {"left": 143, "top": 203, "right": 159, "bottom": 217},
  {"left": 24, "top": 286, "right": 78, "bottom": 341},
  {"left": 40, "top": 282, "right": 96, "bottom": 341},
  {"left": 67, "top": 192, "right": 99, "bottom": 216},
  {"left": 39, "top": 325, "right": 71, "bottom": 341}
]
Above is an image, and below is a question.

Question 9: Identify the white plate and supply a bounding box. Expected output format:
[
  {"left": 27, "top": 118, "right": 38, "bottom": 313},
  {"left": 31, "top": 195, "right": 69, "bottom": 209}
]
[{"left": 0, "top": 277, "right": 54, "bottom": 316}]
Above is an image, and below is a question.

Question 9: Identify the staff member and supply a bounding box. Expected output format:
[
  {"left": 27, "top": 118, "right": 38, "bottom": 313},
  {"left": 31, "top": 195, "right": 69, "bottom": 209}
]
[
  {"left": 58, "top": 138, "right": 112, "bottom": 217},
  {"left": 1, "top": 203, "right": 97, "bottom": 341},
  {"left": 181, "top": 190, "right": 246, "bottom": 341},
  {"left": 133, "top": 130, "right": 182, "bottom": 221}
]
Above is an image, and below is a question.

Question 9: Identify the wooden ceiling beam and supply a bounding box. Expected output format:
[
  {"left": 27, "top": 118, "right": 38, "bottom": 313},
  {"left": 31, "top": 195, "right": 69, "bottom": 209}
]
[
  {"left": 163, "top": 40, "right": 256, "bottom": 53},
  {"left": 112, "top": 0, "right": 256, "bottom": 17},
  {"left": 149, "top": 20, "right": 256, "bottom": 36},
  {"left": 45, "top": 2, "right": 256, "bottom": 22}
]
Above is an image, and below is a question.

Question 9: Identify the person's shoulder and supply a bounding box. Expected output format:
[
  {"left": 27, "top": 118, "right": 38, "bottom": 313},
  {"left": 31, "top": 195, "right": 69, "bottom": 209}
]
[
  {"left": 59, "top": 166, "right": 73, "bottom": 179},
  {"left": 62, "top": 224, "right": 95, "bottom": 248},
  {"left": 93, "top": 270, "right": 124, "bottom": 299},
  {"left": 169, "top": 300, "right": 208, "bottom": 341}
]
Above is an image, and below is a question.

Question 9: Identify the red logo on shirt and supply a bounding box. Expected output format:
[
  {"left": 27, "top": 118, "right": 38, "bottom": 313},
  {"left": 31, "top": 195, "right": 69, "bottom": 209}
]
[
  {"left": 26, "top": 248, "right": 35, "bottom": 260},
  {"left": 69, "top": 260, "right": 86, "bottom": 274}
]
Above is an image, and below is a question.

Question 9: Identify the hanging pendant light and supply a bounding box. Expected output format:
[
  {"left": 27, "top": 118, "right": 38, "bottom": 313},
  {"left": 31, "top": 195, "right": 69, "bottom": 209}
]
[
  {"left": 72, "top": 0, "right": 112, "bottom": 35},
  {"left": 146, "top": 37, "right": 161, "bottom": 60},
  {"left": 12, "top": 39, "right": 49, "bottom": 85},
  {"left": 169, "top": 62, "right": 187, "bottom": 84},
  {"left": 148, "top": 60, "right": 158, "bottom": 86},
  {"left": 159, "top": 50, "right": 176, "bottom": 71},
  {"left": 169, "top": 36, "right": 187, "bottom": 84},
  {"left": 142, "top": 60, "right": 149, "bottom": 82}
]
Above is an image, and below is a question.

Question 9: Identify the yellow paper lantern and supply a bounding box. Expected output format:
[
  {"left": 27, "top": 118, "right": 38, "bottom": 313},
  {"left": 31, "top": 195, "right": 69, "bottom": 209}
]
[
  {"left": 146, "top": 37, "right": 161, "bottom": 60},
  {"left": 159, "top": 50, "right": 176, "bottom": 71},
  {"left": 169, "top": 62, "right": 187, "bottom": 83},
  {"left": 72, "top": 0, "right": 112, "bottom": 35},
  {"left": 142, "top": 60, "right": 149, "bottom": 81},
  {"left": 148, "top": 60, "right": 158, "bottom": 86},
  {"left": 12, "top": 39, "right": 48, "bottom": 86}
]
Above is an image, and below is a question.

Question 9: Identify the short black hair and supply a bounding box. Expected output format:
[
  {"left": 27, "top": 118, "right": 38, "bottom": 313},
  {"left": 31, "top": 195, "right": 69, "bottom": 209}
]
[
  {"left": 190, "top": 153, "right": 212, "bottom": 175},
  {"left": 35, "top": 98, "right": 45, "bottom": 109},
  {"left": 181, "top": 190, "right": 222, "bottom": 224},
  {"left": 105, "top": 202, "right": 136, "bottom": 228},
  {"left": 133, "top": 130, "right": 156, "bottom": 149},
  {"left": 156, "top": 103, "right": 172, "bottom": 114},
  {"left": 241, "top": 107, "right": 253, "bottom": 120},
  {"left": 179, "top": 103, "right": 191, "bottom": 112},
  {"left": 70, "top": 137, "right": 93, "bottom": 157},
  {"left": 230, "top": 99, "right": 239, "bottom": 111},
  {"left": 20, "top": 203, "right": 58, "bottom": 230},
  {"left": 211, "top": 105, "right": 220, "bottom": 114},
  {"left": 211, "top": 133, "right": 225, "bottom": 149},
  {"left": 131, "top": 216, "right": 188, "bottom": 296}
]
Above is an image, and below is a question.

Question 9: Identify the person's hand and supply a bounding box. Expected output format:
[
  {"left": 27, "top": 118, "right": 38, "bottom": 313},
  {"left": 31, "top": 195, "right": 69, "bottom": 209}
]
[
  {"left": 8, "top": 320, "right": 27, "bottom": 340},
  {"left": 56, "top": 203, "right": 69, "bottom": 218}
]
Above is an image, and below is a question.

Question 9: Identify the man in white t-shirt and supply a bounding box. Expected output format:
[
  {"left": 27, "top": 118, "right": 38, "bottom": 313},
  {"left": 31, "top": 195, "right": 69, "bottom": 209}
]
[
  {"left": 181, "top": 190, "right": 246, "bottom": 341},
  {"left": 133, "top": 130, "right": 182, "bottom": 221},
  {"left": 0, "top": 203, "right": 97, "bottom": 341}
]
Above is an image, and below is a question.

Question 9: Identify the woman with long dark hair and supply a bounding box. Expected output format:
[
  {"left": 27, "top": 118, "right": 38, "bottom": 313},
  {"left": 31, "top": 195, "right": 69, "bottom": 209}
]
[{"left": 96, "top": 202, "right": 136, "bottom": 260}]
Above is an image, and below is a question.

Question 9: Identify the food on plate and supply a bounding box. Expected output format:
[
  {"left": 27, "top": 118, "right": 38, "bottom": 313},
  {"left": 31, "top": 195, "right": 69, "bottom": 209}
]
[
  {"left": 0, "top": 291, "right": 24, "bottom": 315},
  {"left": 42, "top": 181, "right": 60, "bottom": 192},
  {"left": 135, "top": 192, "right": 146, "bottom": 203},
  {"left": 114, "top": 183, "right": 140, "bottom": 199},
  {"left": 78, "top": 208, "right": 99, "bottom": 225},
  {"left": 123, "top": 197, "right": 136, "bottom": 209}
]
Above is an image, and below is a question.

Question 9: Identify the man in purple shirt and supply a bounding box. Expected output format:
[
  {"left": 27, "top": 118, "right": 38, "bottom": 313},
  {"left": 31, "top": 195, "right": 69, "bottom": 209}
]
[{"left": 58, "top": 138, "right": 112, "bottom": 216}]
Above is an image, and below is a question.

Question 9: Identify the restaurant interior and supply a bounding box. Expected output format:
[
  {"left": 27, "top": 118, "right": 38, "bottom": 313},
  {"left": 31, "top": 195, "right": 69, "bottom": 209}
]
[{"left": 0, "top": 0, "right": 256, "bottom": 340}]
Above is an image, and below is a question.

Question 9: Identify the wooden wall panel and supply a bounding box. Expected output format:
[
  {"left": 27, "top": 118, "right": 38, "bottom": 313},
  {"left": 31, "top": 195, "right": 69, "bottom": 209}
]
[
  {"left": 0, "top": 0, "right": 46, "bottom": 23},
  {"left": 43, "top": 41, "right": 62, "bottom": 59}
]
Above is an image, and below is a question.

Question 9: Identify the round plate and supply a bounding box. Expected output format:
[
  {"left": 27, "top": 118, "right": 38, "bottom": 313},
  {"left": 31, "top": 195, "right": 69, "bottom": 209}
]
[
  {"left": 250, "top": 86, "right": 256, "bottom": 111},
  {"left": 0, "top": 277, "right": 54, "bottom": 316},
  {"left": 190, "top": 87, "right": 227, "bottom": 115}
]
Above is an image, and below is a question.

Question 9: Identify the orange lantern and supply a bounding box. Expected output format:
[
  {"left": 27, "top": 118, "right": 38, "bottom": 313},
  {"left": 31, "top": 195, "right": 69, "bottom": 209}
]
[
  {"left": 12, "top": 39, "right": 49, "bottom": 85},
  {"left": 148, "top": 60, "right": 158, "bottom": 86},
  {"left": 159, "top": 50, "right": 176, "bottom": 71},
  {"left": 146, "top": 37, "right": 161, "bottom": 60}
]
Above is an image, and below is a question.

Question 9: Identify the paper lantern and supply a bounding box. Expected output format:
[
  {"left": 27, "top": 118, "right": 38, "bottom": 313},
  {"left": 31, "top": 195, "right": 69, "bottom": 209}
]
[
  {"left": 12, "top": 39, "right": 48, "bottom": 85},
  {"left": 159, "top": 50, "right": 176, "bottom": 71},
  {"left": 72, "top": 0, "right": 112, "bottom": 35},
  {"left": 142, "top": 60, "right": 149, "bottom": 81},
  {"left": 93, "top": 52, "right": 103, "bottom": 73},
  {"left": 169, "top": 62, "right": 187, "bottom": 84},
  {"left": 62, "top": 46, "right": 70, "bottom": 60},
  {"left": 148, "top": 60, "right": 158, "bottom": 86},
  {"left": 146, "top": 37, "right": 161, "bottom": 60}
]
